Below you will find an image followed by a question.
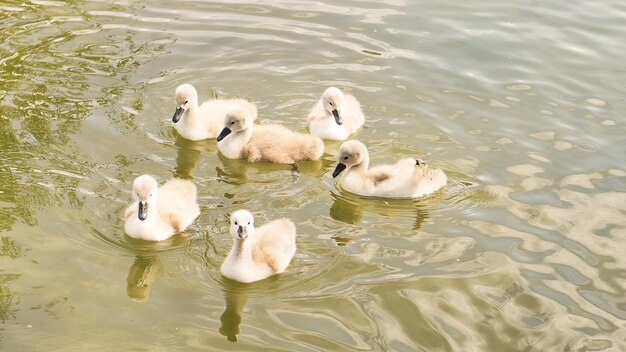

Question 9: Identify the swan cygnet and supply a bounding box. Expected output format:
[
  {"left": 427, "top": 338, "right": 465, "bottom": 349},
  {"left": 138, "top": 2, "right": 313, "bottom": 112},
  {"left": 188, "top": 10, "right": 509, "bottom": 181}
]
[
  {"left": 217, "top": 107, "right": 324, "bottom": 164},
  {"left": 220, "top": 210, "right": 296, "bottom": 283},
  {"left": 307, "top": 87, "right": 365, "bottom": 140},
  {"left": 124, "top": 175, "right": 200, "bottom": 241},
  {"left": 332, "top": 140, "right": 447, "bottom": 198},
  {"left": 172, "top": 83, "right": 258, "bottom": 141}
]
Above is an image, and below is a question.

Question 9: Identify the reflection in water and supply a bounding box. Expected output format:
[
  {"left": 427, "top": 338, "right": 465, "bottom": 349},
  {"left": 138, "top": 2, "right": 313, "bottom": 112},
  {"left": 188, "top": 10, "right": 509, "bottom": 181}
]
[
  {"left": 126, "top": 256, "right": 163, "bottom": 302},
  {"left": 329, "top": 188, "right": 442, "bottom": 229},
  {"left": 215, "top": 152, "right": 254, "bottom": 185},
  {"left": 123, "top": 234, "right": 194, "bottom": 302},
  {"left": 218, "top": 276, "right": 285, "bottom": 343},
  {"left": 216, "top": 152, "right": 324, "bottom": 185},
  {"left": 0, "top": 277, "right": 18, "bottom": 324},
  {"left": 2, "top": 0, "right": 626, "bottom": 349},
  {"left": 219, "top": 279, "right": 249, "bottom": 342},
  {"left": 173, "top": 134, "right": 216, "bottom": 180},
  {"left": 0, "top": 237, "right": 23, "bottom": 323}
]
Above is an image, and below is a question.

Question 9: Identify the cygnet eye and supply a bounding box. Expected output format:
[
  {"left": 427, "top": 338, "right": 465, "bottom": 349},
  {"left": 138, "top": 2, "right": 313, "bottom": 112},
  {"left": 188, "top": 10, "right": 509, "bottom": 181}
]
[
  {"left": 184, "top": 100, "right": 188, "bottom": 104},
  {"left": 234, "top": 221, "right": 238, "bottom": 225},
  {"left": 247, "top": 221, "right": 250, "bottom": 225},
  {"left": 343, "top": 156, "right": 348, "bottom": 160},
  {"left": 230, "top": 121, "right": 235, "bottom": 125}
]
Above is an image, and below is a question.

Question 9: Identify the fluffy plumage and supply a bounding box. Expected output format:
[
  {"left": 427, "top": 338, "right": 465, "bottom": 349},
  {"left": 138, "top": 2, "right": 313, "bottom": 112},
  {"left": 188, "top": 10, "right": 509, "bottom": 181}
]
[
  {"left": 124, "top": 175, "right": 200, "bottom": 241},
  {"left": 332, "top": 140, "right": 447, "bottom": 198},
  {"left": 172, "top": 83, "right": 257, "bottom": 140},
  {"left": 217, "top": 107, "right": 324, "bottom": 163},
  {"left": 220, "top": 210, "right": 296, "bottom": 283},
  {"left": 307, "top": 87, "right": 364, "bottom": 140}
]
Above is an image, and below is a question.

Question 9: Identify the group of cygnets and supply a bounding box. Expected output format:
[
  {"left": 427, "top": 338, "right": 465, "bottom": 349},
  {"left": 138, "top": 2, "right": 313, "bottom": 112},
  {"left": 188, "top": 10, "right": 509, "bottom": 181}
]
[{"left": 124, "top": 84, "right": 448, "bottom": 283}]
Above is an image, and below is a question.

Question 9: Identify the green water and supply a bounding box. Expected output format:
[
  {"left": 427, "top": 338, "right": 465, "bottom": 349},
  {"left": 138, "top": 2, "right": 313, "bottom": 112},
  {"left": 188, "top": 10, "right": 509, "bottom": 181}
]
[{"left": 1, "top": 1, "right": 625, "bottom": 351}]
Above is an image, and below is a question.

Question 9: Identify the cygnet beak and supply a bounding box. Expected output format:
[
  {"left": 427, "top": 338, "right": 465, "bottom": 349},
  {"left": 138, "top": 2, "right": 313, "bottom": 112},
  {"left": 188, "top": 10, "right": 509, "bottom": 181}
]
[
  {"left": 138, "top": 201, "right": 148, "bottom": 221},
  {"left": 217, "top": 127, "right": 232, "bottom": 142},
  {"left": 236, "top": 225, "right": 247, "bottom": 239},
  {"left": 332, "top": 109, "right": 342, "bottom": 125},
  {"left": 172, "top": 107, "right": 184, "bottom": 123},
  {"left": 332, "top": 162, "right": 346, "bottom": 178}
]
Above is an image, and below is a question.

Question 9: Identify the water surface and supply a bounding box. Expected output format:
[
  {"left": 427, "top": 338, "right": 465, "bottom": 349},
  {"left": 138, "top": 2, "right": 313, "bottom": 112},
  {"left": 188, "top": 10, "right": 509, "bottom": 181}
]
[{"left": 1, "top": 0, "right": 625, "bottom": 351}]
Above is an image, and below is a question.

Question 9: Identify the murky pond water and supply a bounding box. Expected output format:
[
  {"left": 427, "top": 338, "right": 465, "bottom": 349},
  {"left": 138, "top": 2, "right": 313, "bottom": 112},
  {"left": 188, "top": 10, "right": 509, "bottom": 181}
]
[{"left": 1, "top": 0, "right": 625, "bottom": 350}]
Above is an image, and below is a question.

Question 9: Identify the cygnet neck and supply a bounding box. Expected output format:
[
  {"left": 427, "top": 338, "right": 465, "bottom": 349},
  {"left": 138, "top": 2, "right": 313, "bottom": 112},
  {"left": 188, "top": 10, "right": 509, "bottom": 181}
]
[
  {"left": 184, "top": 102, "right": 200, "bottom": 123},
  {"left": 232, "top": 237, "right": 251, "bottom": 259}
]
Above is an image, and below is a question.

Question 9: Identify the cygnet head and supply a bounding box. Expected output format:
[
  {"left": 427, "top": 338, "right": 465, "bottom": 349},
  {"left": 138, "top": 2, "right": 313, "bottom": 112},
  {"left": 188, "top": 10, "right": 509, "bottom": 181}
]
[
  {"left": 172, "top": 84, "right": 198, "bottom": 123},
  {"left": 230, "top": 210, "right": 255, "bottom": 240},
  {"left": 132, "top": 175, "right": 159, "bottom": 221},
  {"left": 332, "top": 140, "right": 368, "bottom": 178},
  {"left": 217, "top": 107, "right": 253, "bottom": 142},
  {"left": 322, "top": 87, "right": 344, "bottom": 125}
]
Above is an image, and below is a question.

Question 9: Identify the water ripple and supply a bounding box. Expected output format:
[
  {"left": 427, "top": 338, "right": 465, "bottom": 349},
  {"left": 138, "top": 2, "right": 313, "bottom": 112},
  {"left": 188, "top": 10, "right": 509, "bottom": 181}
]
[{"left": 2, "top": 0, "right": 626, "bottom": 350}]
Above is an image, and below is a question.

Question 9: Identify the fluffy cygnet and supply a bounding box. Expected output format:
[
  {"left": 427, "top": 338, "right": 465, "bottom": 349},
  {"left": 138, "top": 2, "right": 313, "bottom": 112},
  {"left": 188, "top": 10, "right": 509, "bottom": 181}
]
[
  {"left": 217, "top": 107, "right": 324, "bottom": 163},
  {"left": 332, "top": 140, "right": 447, "bottom": 198},
  {"left": 307, "top": 87, "right": 364, "bottom": 140},
  {"left": 124, "top": 175, "right": 200, "bottom": 241},
  {"left": 220, "top": 210, "right": 296, "bottom": 283},
  {"left": 172, "top": 83, "right": 258, "bottom": 140}
]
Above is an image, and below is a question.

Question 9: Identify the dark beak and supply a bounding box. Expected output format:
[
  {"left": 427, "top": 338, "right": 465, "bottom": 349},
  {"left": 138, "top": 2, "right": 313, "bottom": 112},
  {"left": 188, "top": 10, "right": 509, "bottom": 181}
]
[
  {"left": 172, "top": 107, "right": 184, "bottom": 123},
  {"left": 332, "top": 163, "right": 346, "bottom": 178},
  {"left": 237, "top": 225, "right": 246, "bottom": 239},
  {"left": 217, "top": 127, "right": 232, "bottom": 142},
  {"left": 332, "top": 109, "right": 342, "bottom": 125},
  {"left": 138, "top": 201, "right": 148, "bottom": 221}
]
